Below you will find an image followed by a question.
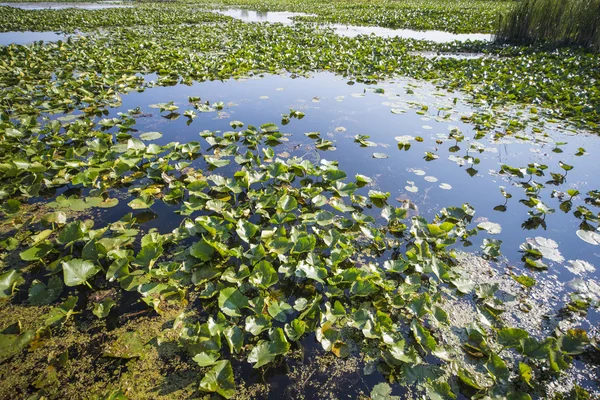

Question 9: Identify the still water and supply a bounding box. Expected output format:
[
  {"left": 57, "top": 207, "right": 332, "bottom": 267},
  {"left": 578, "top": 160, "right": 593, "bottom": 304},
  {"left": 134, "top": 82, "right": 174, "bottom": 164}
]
[
  {"left": 0, "top": 30, "right": 66, "bottom": 45},
  {"left": 0, "top": 2, "right": 131, "bottom": 9},
  {"left": 91, "top": 72, "right": 600, "bottom": 297},
  {"left": 34, "top": 66, "right": 600, "bottom": 396},
  {"left": 213, "top": 8, "right": 493, "bottom": 43}
]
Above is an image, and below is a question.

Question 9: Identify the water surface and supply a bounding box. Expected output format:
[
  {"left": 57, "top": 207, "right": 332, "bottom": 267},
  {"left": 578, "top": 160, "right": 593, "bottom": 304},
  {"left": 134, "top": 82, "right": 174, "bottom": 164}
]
[
  {"left": 96, "top": 72, "right": 599, "bottom": 295},
  {"left": 212, "top": 8, "right": 493, "bottom": 42},
  {"left": 0, "top": 2, "right": 131, "bottom": 9},
  {"left": 33, "top": 69, "right": 600, "bottom": 397},
  {"left": 409, "top": 51, "right": 495, "bottom": 59},
  {"left": 0, "top": 31, "right": 66, "bottom": 45},
  {"left": 329, "top": 24, "right": 492, "bottom": 42},
  {"left": 215, "top": 9, "right": 313, "bottom": 24}
]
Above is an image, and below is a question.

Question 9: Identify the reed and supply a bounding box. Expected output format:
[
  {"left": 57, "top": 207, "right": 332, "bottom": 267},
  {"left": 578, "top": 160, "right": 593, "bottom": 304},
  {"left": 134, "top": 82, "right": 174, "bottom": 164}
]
[{"left": 496, "top": 0, "right": 600, "bottom": 52}]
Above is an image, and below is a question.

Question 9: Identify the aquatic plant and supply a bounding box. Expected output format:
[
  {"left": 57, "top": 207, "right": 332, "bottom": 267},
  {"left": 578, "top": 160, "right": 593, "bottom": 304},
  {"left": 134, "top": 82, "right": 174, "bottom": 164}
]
[
  {"left": 496, "top": 0, "right": 600, "bottom": 51},
  {"left": 0, "top": 108, "right": 596, "bottom": 398},
  {"left": 0, "top": 1, "right": 599, "bottom": 398}
]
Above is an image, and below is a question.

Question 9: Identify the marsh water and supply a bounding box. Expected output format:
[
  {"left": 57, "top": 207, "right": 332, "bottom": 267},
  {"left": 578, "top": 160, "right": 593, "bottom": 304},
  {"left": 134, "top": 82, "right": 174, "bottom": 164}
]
[
  {"left": 328, "top": 25, "right": 492, "bottom": 42},
  {"left": 0, "top": 5, "right": 492, "bottom": 45},
  {"left": 0, "top": 2, "right": 131, "bottom": 9},
  {"left": 1, "top": 4, "right": 598, "bottom": 396},
  {"left": 214, "top": 9, "right": 314, "bottom": 24},
  {"left": 85, "top": 72, "right": 600, "bottom": 327},
  {"left": 0, "top": 30, "right": 67, "bottom": 45},
  {"left": 212, "top": 8, "right": 493, "bottom": 43},
  {"left": 56, "top": 71, "right": 595, "bottom": 396}
]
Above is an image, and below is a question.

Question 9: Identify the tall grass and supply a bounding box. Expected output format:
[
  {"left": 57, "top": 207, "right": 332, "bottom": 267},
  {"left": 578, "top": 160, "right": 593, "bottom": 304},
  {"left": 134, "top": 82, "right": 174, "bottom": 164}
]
[{"left": 496, "top": 0, "right": 600, "bottom": 52}]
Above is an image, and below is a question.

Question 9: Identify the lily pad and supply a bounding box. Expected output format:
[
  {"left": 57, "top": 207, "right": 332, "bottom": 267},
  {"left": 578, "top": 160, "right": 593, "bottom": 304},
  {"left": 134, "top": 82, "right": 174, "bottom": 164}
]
[
  {"left": 218, "top": 287, "right": 249, "bottom": 317},
  {"left": 477, "top": 221, "right": 502, "bottom": 235},
  {"left": 62, "top": 259, "right": 100, "bottom": 287},
  {"left": 28, "top": 276, "right": 63, "bottom": 305},
  {"left": 565, "top": 260, "right": 596, "bottom": 276},
  {"left": 0, "top": 270, "right": 24, "bottom": 298},
  {"left": 522, "top": 237, "right": 564, "bottom": 263},
  {"left": 372, "top": 153, "right": 389, "bottom": 159},
  {"left": 199, "top": 360, "right": 236, "bottom": 399},
  {"left": 139, "top": 131, "right": 163, "bottom": 141},
  {"left": 576, "top": 230, "right": 600, "bottom": 245},
  {"left": 0, "top": 328, "right": 34, "bottom": 362}
]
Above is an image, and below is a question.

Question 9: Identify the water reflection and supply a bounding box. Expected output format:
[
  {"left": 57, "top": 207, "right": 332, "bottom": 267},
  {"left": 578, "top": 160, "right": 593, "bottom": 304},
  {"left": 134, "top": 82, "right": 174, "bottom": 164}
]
[
  {"left": 215, "top": 9, "right": 313, "bottom": 24},
  {"left": 0, "top": 2, "right": 132, "bottom": 9},
  {"left": 329, "top": 24, "right": 492, "bottom": 43},
  {"left": 213, "top": 8, "right": 492, "bottom": 43},
  {"left": 43, "top": 72, "right": 599, "bottom": 391},
  {"left": 0, "top": 31, "right": 67, "bottom": 45},
  {"left": 409, "top": 51, "right": 497, "bottom": 60},
  {"left": 95, "top": 72, "right": 600, "bottom": 291}
]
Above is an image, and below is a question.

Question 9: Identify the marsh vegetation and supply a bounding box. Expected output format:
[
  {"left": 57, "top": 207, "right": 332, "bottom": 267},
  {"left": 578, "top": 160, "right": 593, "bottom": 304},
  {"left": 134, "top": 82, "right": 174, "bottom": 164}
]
[
  {"left": 0, "top": 1, "right": 598, "bottom": 399},
  {"left": 497, "top": 0, "right": 600, "bottom": 51}
]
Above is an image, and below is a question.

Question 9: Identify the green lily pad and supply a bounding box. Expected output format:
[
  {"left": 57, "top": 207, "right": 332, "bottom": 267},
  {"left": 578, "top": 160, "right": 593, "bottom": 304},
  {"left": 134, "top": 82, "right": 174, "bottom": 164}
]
[
  {"left": 199, "top": 360, "right": 236, "bottom": 399},
  {"left": 28, "top": 275, "right": 63, "bottom": 305},
  {"left": 0, "top": 270, "right": 24, "bottom": 298},
  {"left": 0, "top": 328, "right": 34, "bottom": 363},
  {"left": 218, "top": 288, "right": 249, "bottom": 317},
  {"left": 62, "top": 259, "right": 100, "bottom": 287},
  {"left": 139, "top": 131, "right": 163, "bottom": 141}
]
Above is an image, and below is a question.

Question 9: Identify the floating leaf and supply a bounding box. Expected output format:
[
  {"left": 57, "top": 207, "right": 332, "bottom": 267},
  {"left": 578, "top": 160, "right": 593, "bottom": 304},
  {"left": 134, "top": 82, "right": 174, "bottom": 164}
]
[
  {"left": 565, "top": 259, "right": 596, "bottom": 276},
  {"left": 218, "top": 288, "right": 249, "bottom": 317},
  {"left": 497, "top": 328, "right": 529, "bottom": 348},
  {"left": 193, "top": 352, "right": 220, "bottom": 367},
  {"left": 511, "top": 274, "right": 536, "bottom": 288},
  {"left": 372, "top": 153, "right": 389, "bottom": 159},
  {"left": 576, "top": 230, "right": 600, "bottom": 245},
  {"left": 139, "top": 131, "right": 162, "bottom": 141},
  {"left": 93, "top": 298, "right": 116, "bottom": 319},
  {"left": 190, "top": 239, "right": 215, "bottom": 261},
  {"left": 284, "top": 319, "right": 307, "bottom": 341},
  {"left": 199, "top": 360, "right": 235, "bottom": 399},
  {"left": 19, "top": 243, "right": 54, "bottom": 261},
  {"left": 0, "top": 270, "right": 25, "bottom": 298},
  {"left": 247, "top": 328, "right": 290, "bottom": 368},
  {"left": 223, "top": 326, "right": 244, "bottom": 354},
  {"left": 268, "top": 300, "right": 293, "bottom": 322},
  {"left": 452, "top": 278, "right": 475, "bottom": 294},
  {"left": 485, "top": 353, "right": 509, "bottom": 383},
  {"left": 0, "top": 328, "right": 34, "bottom": 363},
  {"left": 519, "top": 362, "right": 533, "bottom": 387},
  {"left": 104, "top": 332, "right": 144, "bottom": 359},
  {"left": 477, "top": 221, "right": 502, "bottom": 234},
  {"left": 522, "top": 237, "right": 564, "bottom": 262},
  {"left": 249, "top": 260, "right": 279, "bottom": 289},
  {"left": 370, "top": 382, "right": 400, "bottom": 400},
  {"left": 277, "top": 194, "right": 298, "bottom": 212},
  {"left": 236, "top": 220, "right": 259, "bottom": 243},
  {"left": 62, "top": 259, "right": 100, "bottom": 287},
  {"left": 458, "top": 368, "right": 491, "bottom": 390},
  {"left": 44, "top": 296, "right": 78, "bottom": 326},
  {"left": 28, "top": 276, "right": 63, "bottom": 305},
  {"left": 245, "top": 315, "right": 270, "bottom": 336}
]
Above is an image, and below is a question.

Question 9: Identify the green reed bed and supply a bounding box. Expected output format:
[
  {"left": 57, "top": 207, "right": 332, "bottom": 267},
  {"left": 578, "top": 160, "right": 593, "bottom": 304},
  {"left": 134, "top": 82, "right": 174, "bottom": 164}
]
[{"left": 497, "top": 0, "right": 600, "bottom": 52}]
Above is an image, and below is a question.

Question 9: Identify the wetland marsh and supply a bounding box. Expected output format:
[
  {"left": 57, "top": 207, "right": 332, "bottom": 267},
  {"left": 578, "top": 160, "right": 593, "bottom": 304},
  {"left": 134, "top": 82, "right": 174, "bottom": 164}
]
[{"left": 0, "top": 1, "right": 599, "bottom": 399}]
